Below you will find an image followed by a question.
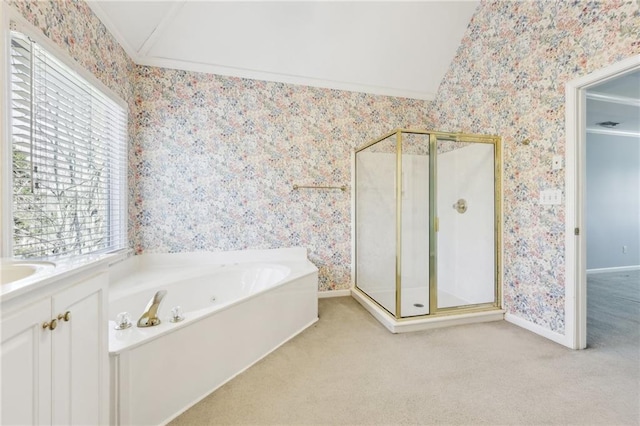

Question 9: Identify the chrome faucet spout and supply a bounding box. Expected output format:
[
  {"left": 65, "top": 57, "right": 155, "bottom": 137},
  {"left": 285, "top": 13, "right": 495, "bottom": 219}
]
[{"left": 137, "top": 290, "right": 167, "bottom": 327}]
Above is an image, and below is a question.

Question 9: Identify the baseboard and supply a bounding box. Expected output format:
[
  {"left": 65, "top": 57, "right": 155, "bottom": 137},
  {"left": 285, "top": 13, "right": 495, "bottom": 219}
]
[
  {"left": 318, "top": 289, "right": 352, "bottom": 298},
  {"left": 586, "top": 265, "right": 640, "bottom": 275},
  {"left": 505, "top": 313, "right": 570, "bottom": 348}
]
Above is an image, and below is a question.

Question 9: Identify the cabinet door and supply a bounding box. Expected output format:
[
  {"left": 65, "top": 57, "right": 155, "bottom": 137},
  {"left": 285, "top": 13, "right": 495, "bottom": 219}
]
[
  {"left": 51, "top": 273, "right": 108, "bottom": 426},
  {"left": 1, "top": 299, "right": 52, "bottom": 425}
]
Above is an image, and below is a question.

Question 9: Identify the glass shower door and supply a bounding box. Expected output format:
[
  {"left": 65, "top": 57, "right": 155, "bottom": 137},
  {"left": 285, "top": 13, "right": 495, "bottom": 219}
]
[
  {"left": 400, "top": 133, "right": 430, "bottom": 317},
  {"left": 436, "top": 138, "right": 497, "bottom": 309},
  {"left": 355, "top": 129, "right": 501, "bottom": 320},
  {"left": 355, "top": 134, "right": 397, "bottom": 315}
]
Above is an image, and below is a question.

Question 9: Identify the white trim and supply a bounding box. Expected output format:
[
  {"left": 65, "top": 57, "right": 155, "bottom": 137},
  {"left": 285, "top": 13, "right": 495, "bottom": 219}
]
[
  {"left": 586, "top": 127, "right": 640, "bottom": 138},
  {"left": 318, "top": 289, "right": 351, "bottom": 298},
  {"left": 565, "top": 54, "right": 640, "bottom": 350},
  {"left": 587, "top": 265, "right": 640, "bottom": 274},
  {"left": 0, "top": 2, "right": 11, "bottom": 256},
  {"left": 137, "top": 2, "right": 185, "bottom": 57},
  {"left": 85, "top": 1, "right": 140, "bottom": 62},
  {"left": 586, "top": 91, "right": 640, "bottom": 107},
  {"left": 2, "top": 5, "right": 129, "bottom": 259},
  {"left": 137, "top": 56, "right": 435, "bottom": 101},
  {"left": 504, "top": 313, "right": 567, "bottom": 347}
]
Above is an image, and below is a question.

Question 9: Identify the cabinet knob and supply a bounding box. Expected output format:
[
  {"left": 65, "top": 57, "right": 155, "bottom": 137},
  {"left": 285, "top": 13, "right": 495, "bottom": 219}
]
[
  {"left": 58, "top": 311, "right": 71, "bottom": 322},
  {"left": 42, "top": 319, "right": 57, "bottom": 331}
]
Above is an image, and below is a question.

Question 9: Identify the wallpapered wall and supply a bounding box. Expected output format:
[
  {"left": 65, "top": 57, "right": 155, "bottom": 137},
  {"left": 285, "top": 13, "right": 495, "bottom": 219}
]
[
  {"left": 430, "top": 0, "right": 640, "bottom": 332},
  {"left": 11, "top": 0, "right": 639, "bottom": 330},
  {"left": 132, "top": 66, "right": 428, "bottom": 290},
  {"left": 8, "top": 1, "right": 428, "bottom": 291},
  {"left": 8, "top": 0, "right": 133, "bottom": 104}
]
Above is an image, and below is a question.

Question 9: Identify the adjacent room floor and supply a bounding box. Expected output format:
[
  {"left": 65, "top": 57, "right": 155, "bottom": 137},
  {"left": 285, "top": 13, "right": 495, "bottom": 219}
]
[{"left": 171, "top": 272, "right": 639, "bottom": 425}]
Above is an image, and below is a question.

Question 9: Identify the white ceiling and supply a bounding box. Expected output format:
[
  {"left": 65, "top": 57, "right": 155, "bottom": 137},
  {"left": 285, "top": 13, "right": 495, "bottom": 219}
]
[
  {"left": 587, "top": 70, "right": 640, "bottom": 137},
  {"left": 590, "top": 71, "right": 640, "bottom": 99},
  {"left": 87, "top": 1, "right": 480, "bottom": 100}
]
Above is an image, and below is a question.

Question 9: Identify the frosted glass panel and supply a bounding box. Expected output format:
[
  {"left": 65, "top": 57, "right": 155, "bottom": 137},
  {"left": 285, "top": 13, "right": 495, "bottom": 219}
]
[
  {"left": 400, "top": 133, "right": 430, "bottom": 317},
  {"left": 355, "top": 135, "right": 397, "bottom": 316},
  {"left": 436, "top": 140, "right": 496, "bottom": 308}
]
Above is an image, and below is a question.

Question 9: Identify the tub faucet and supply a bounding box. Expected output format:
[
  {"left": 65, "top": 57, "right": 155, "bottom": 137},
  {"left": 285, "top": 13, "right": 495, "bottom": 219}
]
[{"left": 137, "top": 290, "right": 167, "bottom": 327}]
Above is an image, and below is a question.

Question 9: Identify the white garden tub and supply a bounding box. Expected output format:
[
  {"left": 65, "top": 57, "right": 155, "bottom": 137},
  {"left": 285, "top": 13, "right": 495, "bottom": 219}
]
[{"left": 108, "top": 247, "right": 318, "bottom": 425}]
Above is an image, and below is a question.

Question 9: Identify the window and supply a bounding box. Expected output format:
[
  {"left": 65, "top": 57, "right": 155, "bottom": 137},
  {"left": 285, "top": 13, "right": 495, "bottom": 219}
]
[{"left": 9, "top": 29, "right": 127, "bottom": 258}]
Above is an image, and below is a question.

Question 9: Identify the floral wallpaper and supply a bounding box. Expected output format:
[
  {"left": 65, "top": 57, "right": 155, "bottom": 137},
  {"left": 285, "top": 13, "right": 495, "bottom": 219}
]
[
  {"left": 430, "top": 0, "right": 640, "bottom": 332},
  {"left": 10, "top": 0, "right": 639, "bottom": 331},
  {"left": 8, "top": 0, "right": 134, "bottom": 103},
  {"left": 8, "top": 0, "right": 428, "bottom": 291},
  {"left": 132, "top": 66, "right": 428, "bottom": 290}
]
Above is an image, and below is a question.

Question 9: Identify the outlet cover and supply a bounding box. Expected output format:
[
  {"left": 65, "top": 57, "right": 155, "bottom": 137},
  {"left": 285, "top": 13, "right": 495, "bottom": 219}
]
[
  {"left": 552, "top": 155, "right": 563, "bottom": 170},
  {"left": 540, "top": 189, "right": 562, "bottom": 205}
]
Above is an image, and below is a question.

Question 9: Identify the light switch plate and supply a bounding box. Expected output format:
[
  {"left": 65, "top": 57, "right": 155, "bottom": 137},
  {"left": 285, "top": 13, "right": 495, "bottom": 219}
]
[{"left": 540, "top": 189, "right": 562, "bottom": 205}]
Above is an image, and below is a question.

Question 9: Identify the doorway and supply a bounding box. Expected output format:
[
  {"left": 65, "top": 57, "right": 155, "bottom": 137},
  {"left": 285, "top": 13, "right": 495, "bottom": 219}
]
[{"left": 565, "top": 55, "right": 640, "bottom": 350}]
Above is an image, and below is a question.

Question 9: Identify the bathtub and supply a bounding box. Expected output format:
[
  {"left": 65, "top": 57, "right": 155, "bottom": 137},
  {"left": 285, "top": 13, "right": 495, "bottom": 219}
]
[{"left": 108, "top": 247, "right": 318, "bottom": 425}]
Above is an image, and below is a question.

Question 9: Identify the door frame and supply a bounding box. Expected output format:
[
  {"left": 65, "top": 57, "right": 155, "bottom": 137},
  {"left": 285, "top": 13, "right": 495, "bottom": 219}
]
[{"left": 564, "top": 55, "right": 640, "bottom": 350}]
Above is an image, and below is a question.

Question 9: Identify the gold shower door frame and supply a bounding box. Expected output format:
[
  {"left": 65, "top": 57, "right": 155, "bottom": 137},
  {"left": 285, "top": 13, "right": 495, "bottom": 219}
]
[{"left": 354, "top": 129, "right": 502, "bottom": 320}]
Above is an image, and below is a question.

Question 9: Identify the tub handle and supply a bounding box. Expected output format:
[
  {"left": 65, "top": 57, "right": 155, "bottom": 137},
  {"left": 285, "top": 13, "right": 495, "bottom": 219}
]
[
  {"left": 115, "top": 312, "right": 133, "bottom": 330},
  {"left": 170, "top": 306, "right": 185, "bottom": 323}
]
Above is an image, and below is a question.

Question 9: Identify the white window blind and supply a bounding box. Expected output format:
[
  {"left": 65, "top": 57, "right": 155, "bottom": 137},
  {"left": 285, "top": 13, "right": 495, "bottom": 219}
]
[{"left": 10, "top": 29, "right": 127, "bottom": 258}]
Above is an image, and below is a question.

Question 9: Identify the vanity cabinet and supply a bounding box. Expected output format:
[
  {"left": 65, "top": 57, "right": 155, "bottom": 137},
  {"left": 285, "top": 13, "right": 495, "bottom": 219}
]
[
  {"left": 1, "top": 271, "right": 109, "bottom": 425},
  {"left": 1, "top": 298, "right": 51, "bottom": 424}
]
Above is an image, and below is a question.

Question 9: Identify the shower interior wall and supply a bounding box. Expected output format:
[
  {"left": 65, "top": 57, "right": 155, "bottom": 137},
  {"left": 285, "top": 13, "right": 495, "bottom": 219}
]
[{"left": 437, "top": 142, "right": 496, "bottom": 308}]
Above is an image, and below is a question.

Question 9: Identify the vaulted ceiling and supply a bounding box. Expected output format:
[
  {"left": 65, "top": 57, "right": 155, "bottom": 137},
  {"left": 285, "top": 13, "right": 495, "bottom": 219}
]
[
  {"left": 87, "top": 1, "right": 480, "bottom": 101},
  {"left": 87, "top": 1, "right": 640, "bottom": 136}
]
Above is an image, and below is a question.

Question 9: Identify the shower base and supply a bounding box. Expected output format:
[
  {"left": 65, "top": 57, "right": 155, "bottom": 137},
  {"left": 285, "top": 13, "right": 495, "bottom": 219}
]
[
  {"left": 362, "top": 287, "right": 478, "bottom": 316},
  {"left": 351, "top": 286, "right": 504, "bottom": 333}
]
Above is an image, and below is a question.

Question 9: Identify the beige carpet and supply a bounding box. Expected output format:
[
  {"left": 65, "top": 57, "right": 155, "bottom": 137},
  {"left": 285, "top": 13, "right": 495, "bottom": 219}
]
[{"left": 171, "top": 278, "right": 640, "bottom": 425}]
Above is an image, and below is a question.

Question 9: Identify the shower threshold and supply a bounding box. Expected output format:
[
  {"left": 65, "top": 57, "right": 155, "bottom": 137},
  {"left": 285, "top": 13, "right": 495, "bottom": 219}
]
[{"left": 351, "top": 287, "right": 505, "bottom": 333}]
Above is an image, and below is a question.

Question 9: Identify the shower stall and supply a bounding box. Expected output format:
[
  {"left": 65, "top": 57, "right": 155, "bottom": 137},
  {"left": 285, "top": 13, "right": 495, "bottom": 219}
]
[{"left": 353, "top": 129, "right": 503, "bottom": 332}]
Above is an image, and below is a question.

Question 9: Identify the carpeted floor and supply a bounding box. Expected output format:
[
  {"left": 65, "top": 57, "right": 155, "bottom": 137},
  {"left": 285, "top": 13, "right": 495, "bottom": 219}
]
[
  {"left": 587, "top": 270, "right": 640, "bottom": 359},
  {"left": 170, "top": 272, "right": 640, "bottom": 425}
]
